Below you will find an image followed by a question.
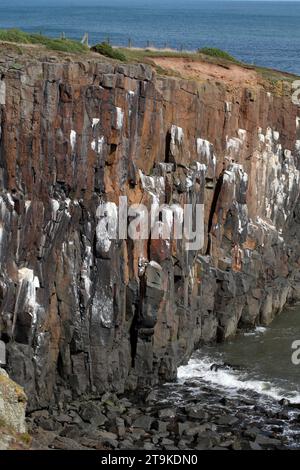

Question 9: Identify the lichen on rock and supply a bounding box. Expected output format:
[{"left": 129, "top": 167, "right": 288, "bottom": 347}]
[{"left": 0, "top": 367, "right": 28, "bottom": 449}]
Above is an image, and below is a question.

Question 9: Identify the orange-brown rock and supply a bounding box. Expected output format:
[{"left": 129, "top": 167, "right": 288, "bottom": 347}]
[{"left": 0, "top": 47, "right": 300, "bottom": 408}]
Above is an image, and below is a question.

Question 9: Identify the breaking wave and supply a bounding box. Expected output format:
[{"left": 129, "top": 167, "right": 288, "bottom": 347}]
[{"left": 178, "top": 355, "right": 300, "bottom": 404}]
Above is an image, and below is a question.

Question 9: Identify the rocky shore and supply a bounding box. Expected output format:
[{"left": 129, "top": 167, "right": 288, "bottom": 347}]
[{"left": 28, "top": 383, "right": 300, "bottom": 451}]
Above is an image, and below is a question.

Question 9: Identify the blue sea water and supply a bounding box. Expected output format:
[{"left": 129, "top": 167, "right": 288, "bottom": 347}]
[{"left": 0, "top": 1, "right": 300, "bottom": 74}]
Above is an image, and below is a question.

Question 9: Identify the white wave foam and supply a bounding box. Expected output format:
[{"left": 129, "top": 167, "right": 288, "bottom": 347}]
[
  {"left": 244, "top": 326, "right": 268, "bottom": 337},
  {"left": 178, "top": 356, "right": 300, "bottom": 404}
]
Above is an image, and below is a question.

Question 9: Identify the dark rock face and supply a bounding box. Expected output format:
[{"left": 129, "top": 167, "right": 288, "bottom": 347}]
[{"left": 0, "top": 51, "right": 300, "bottom": 409}]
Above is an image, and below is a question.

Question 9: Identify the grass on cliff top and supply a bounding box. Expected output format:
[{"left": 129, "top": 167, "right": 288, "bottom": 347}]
[
  {"left": 0, "top": 29, "right": 298, "bottom": 88},
  {"left": 0, "top": 28, "right": 88, "bottom": 53},
  {"left": 113, "top": 45, "right": 241, "bottom": 64},
  {"left": 197, "top": 47, "right": 241, "bottom": 63}
]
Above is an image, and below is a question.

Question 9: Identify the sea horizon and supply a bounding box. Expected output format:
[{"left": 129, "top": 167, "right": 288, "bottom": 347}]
[{"left": 1, "top": 1, "right": 300, "bottom": 74}]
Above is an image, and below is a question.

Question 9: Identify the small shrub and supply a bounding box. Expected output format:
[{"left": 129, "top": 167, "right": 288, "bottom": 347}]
[
  {"left": 91, "top": 42, "right": 126, "bottom": 62},
  {"left": 198, "top": 47, "right": 239, "bottom": 63}
]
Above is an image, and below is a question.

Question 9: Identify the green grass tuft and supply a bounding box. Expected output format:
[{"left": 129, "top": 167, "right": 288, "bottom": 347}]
[
  {"left": 91, "top": 42, "right": 127, "bottom": 62},
  {"left": 198, "top": 47, "right": 239, "bottom": 63},
  {"left": 0, "top": 28, "right": 88, "bottom": 53},
  {"left": 0, "top": 28, "right": 32, "bottom": 44}
]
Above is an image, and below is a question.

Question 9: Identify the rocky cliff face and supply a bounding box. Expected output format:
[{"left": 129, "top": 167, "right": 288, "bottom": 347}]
[{"left": 0, "top": 49, "right": 300, "bottom": 410}]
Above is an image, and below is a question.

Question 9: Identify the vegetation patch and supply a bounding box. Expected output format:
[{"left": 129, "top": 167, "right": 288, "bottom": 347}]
[
  {"left": 198, "top": 47, "right": 239, "bottom": 63},
  {"left": 91, "top": 42, "right": 127, "bottom": 61},
  {"left": 0, "top": 28, "right": 88, "bottom": 54}
]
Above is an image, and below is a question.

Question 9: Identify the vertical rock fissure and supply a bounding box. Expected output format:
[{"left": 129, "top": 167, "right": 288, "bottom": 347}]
[
  {"left": 165, "top": 131, "right": 172, "bottom": 163},
  {"left": 206, "top": 172, "right": 224, "bottom": 255},
  {"left": 129, "top": 276, "right": 146, "bottom": 367}
]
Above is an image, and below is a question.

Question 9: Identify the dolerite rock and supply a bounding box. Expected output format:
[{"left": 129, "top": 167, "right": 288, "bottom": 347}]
[
  {"left": 79, "top": 402, "right": 107, "bottom": 426},
  {"left": 132, "top": 415, "right": 153, "bottom": 431},
  {"left": 0, "top": 47, "right": 300, "bottom": 409}
]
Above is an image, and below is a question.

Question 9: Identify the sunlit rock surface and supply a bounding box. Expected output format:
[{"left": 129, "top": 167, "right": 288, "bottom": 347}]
[{"left": 0, "top": 49, "right": 300, "bottom": 409}]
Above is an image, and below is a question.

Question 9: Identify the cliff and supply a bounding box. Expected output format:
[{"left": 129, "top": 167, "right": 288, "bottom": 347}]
[{"left": 0, "top": 44, "right": 300, "bottom": 410}]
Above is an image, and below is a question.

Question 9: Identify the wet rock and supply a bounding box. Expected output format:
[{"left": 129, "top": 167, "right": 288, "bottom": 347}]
[
  {"left": 254, "top": 435, "right": 282, "bottom": 446},
  {"left": 289, "top": 402, "right": 300, "bottom": 410},
  {"left": 279, "top": 398, "right": 290, "bottom": 406},
  {"left": 183, "top": 379, "right": 201, "bottom": 388},
  {"left": 216, "top": 415, "right": 239, "bottom": 426},
  {"left": 243, "top": 426, "right": 263, "bottom": 439}
]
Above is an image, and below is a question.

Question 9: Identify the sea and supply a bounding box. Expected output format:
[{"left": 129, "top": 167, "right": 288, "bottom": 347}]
[
  {"left": 178, "top": 306, "right": 300, "bottom": 404},
  {"left": 0, "top": 1, "right": 300, "bottom": 74},
  {"left": 168, "top": 306, "right": 300, "bottom": 447}
]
